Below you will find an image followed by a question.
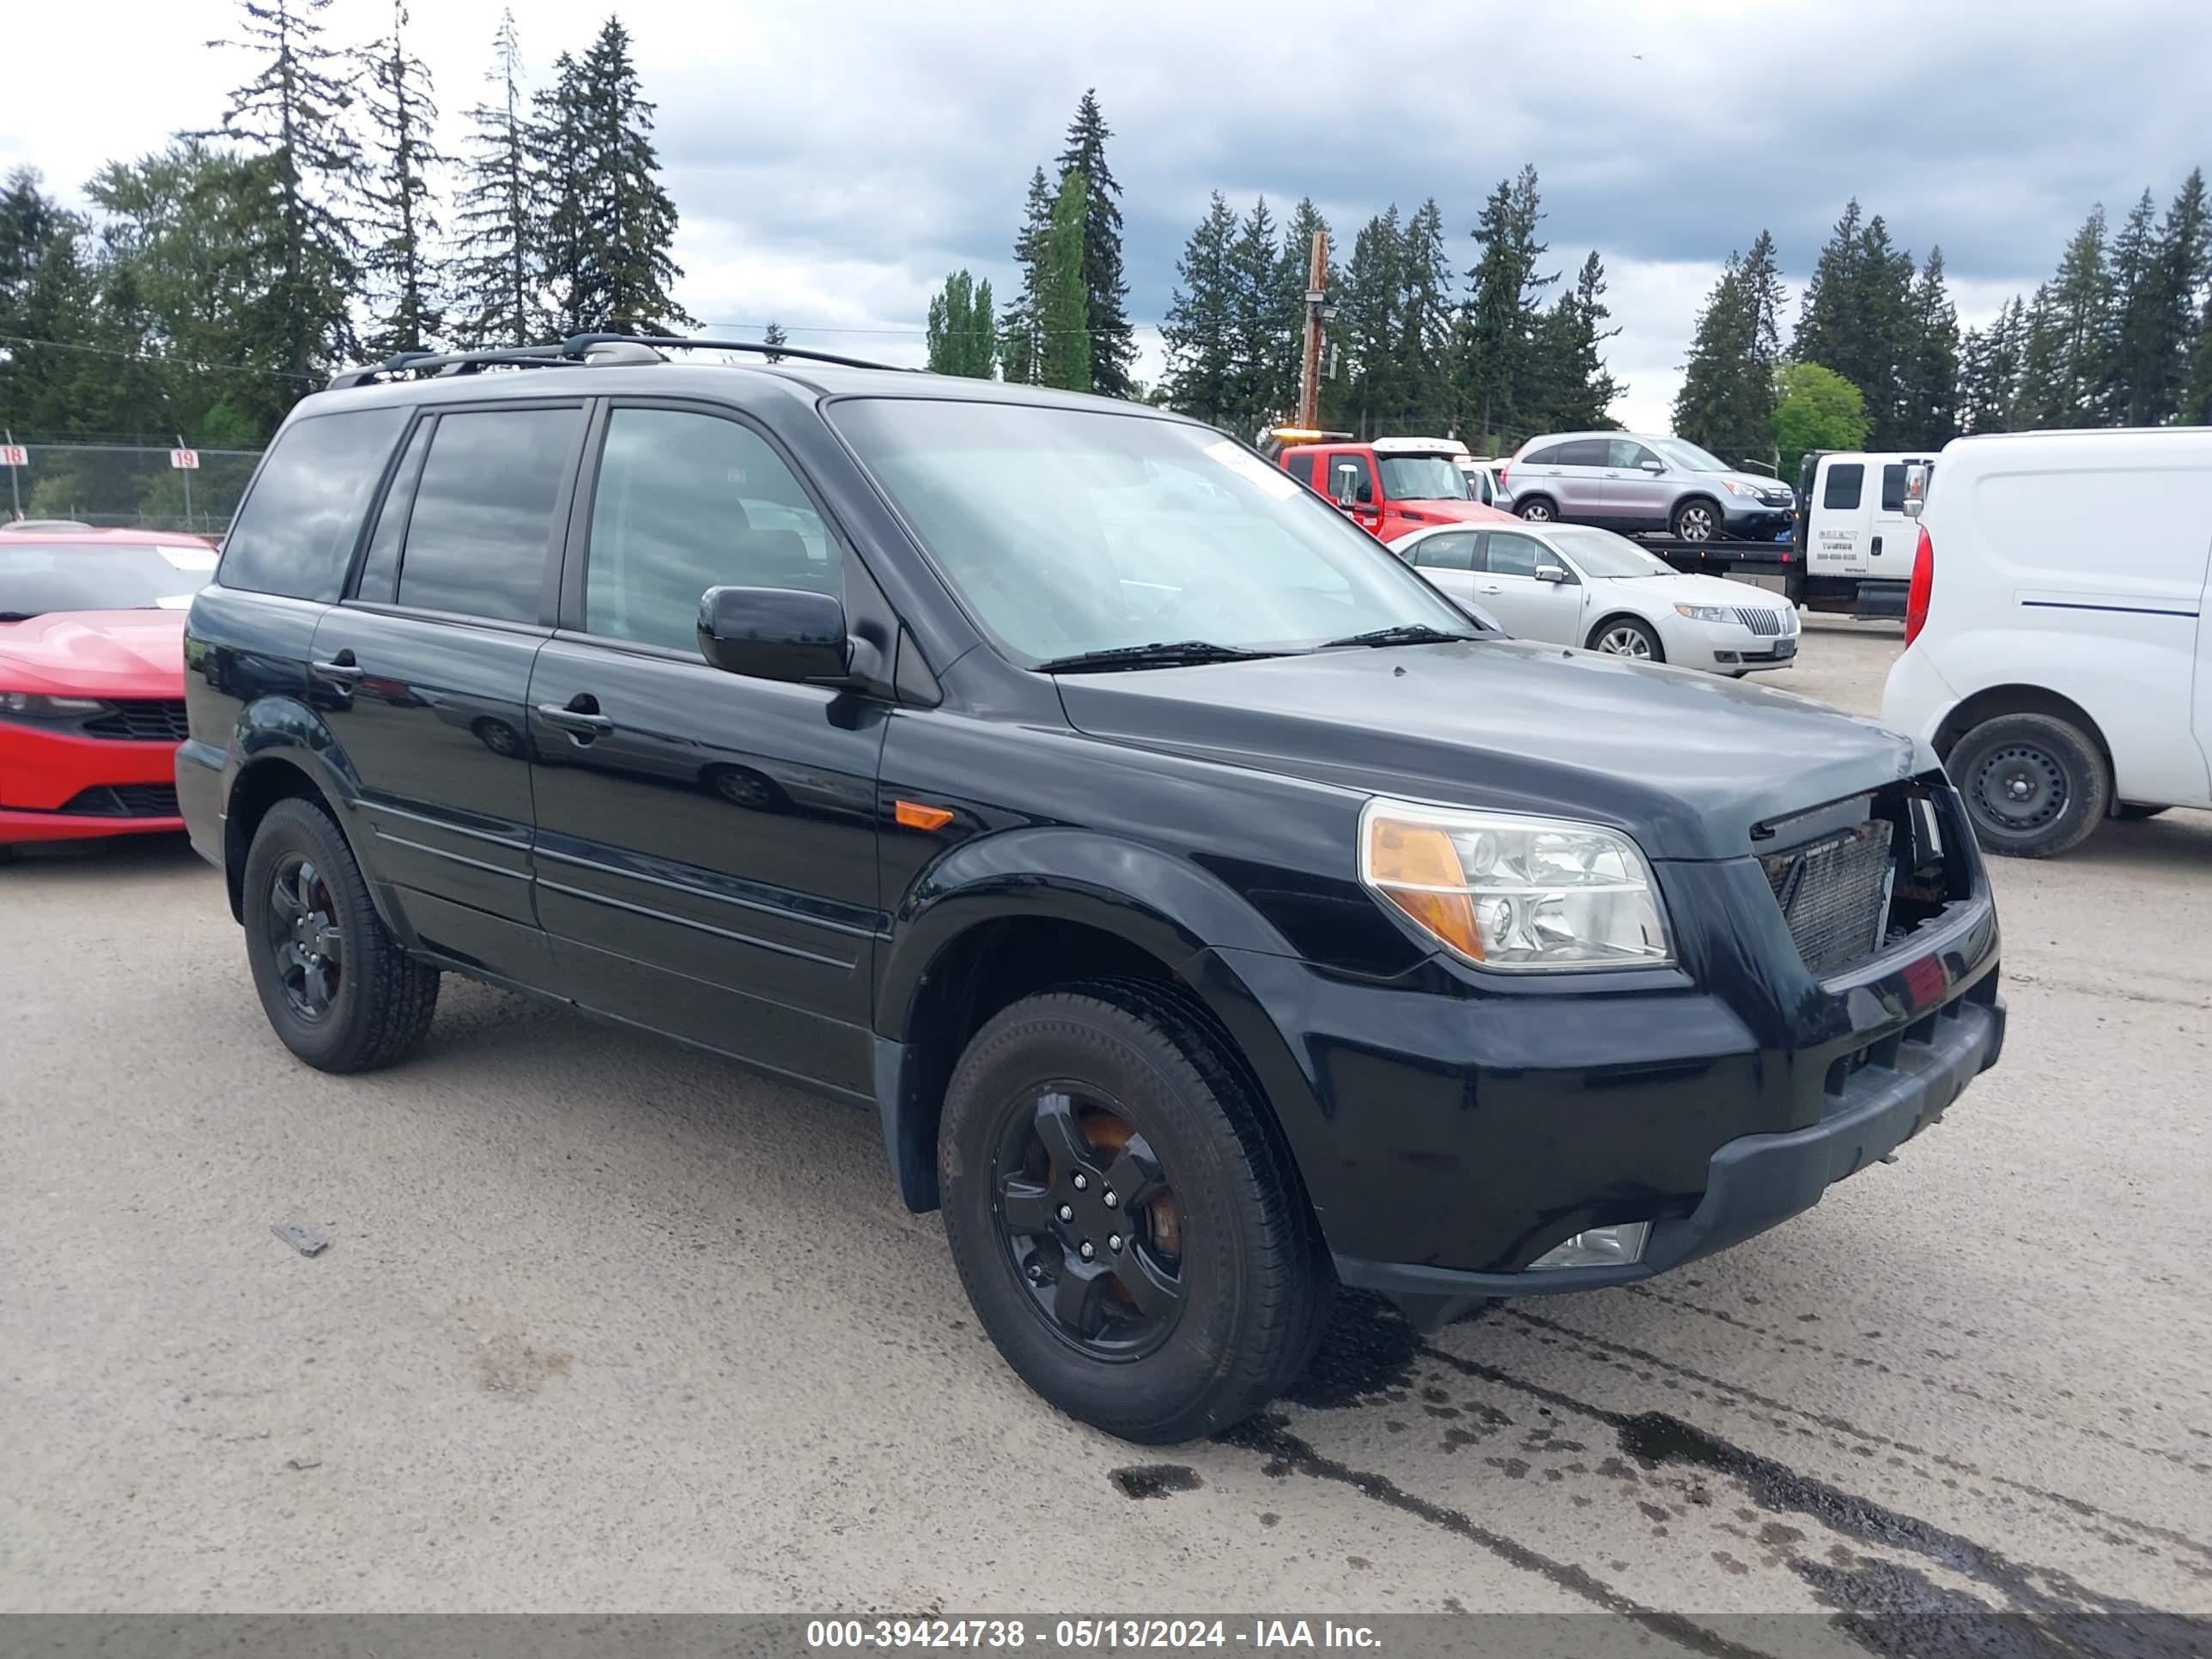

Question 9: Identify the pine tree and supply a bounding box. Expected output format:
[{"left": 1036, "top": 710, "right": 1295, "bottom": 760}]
[
  {"left": 451, "top": 9, "right": 536, "bottom": 348},
  {"left": 1338, "top": 207, "right": 1402, "bottom": 437},
  {"left": 1395, "top": 198, "right": 1455, "bottom": 433},
  {"left": 199, "top": 0, "right": 362, "bottom": 380},
  {"left": 2103, "top": 189, "right": 2162, "bottom": 422},
  {"left": 761, "top": 319, "right": 787, "bottom": 363},
  {"left": 1672, "top": 253, "right": 1770, "bottom": 467},
  {"left": 356, "top": 1, "right": 447, "bottom": 359},
  {"left": 1161, "top": 191, "right": 1239, "bottom": 425},
  {"left": 2143, "top": 169, "right": 2209, "bottom": 424},
  {"left": 577, "top": 18, "right": 690, "bottom": 334},
  {"left": 1792, "top": 200, "right": 1865, "bottom": 382},
  {"left": 1524, "top": 250, "right": 1623, "bottom": 434},
  {"left": 1054, "top": 90, "right": 1133, "bottom": 397},
  {"left": 925, "top": 270, "right": 995, "bottom": 379},
  {"left": 1036, "top": 168, "right": 1091, "bottom": 393},
  {"left": 1960, "top": 295, "right": 2028, "bottom": 433},
  {"left": 1899, "top": 248, "right": 1960, "bottom": 445},
  {"left": 2045, "top": 206, "right": 2115, "bottom": 424},
  {"left": 1458, "top": 165, "right": 1553, "bottom": 450},
  {"left": 999, "top": 167, "right": 1053, "bottom": 386},
  {"left": 1226, "top": 197, "right": 1285, "bottom": 436},
  {"left": 1794, "top": 201, "right": 1918, "bottom": 446},
  {"left": 530, "top": 51, "right": 592, "bottom": 337},
  {"left": 2013, "top": 285, "right": 2066, "bottom": 428}
]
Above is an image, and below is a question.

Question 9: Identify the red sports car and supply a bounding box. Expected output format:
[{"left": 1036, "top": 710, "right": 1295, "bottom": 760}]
[{"left": 0, "top": 525, "right": 219, "bottom": 851}]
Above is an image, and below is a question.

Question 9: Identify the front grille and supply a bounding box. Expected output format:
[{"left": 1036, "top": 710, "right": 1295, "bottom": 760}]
[
  {"left": 1761, "top": 819, "right": 1893, "bottom": 977},
  {"left": 79, "top": 700, "right": 189, "bottom": 741},
  {"left": 58, "top": 783, "right": 180, "bottom": 818},
  {"left": 1734, "top": 606, "right": 1785, "bottom": 635}
]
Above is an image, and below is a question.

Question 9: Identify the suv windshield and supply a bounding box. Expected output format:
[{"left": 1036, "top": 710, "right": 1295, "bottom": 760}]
[
  {"left": 1376, "top": 455, "right": 1471, "bottom": 501},
  {"left": 1653, "top": 438, "right": 1731, "bottom": 474},
  {"left": 1542, "top": 526, "right": 1674, "bottom": 577},
  {"left": 0, "top": 543, "right": 216, "bottom": 618},
  {"left": 831, "top": 400, "right": 1476, "bottom": 663}
]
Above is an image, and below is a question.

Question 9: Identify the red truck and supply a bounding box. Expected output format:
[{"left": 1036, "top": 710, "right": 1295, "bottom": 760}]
[{"left": 1273, "top": 434, "right": 1519, "bottom": 543}]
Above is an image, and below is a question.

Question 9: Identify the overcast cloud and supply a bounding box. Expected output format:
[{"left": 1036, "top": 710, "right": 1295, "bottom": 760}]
[{"left": 5, "top": 0, "right": 2209, "bottom": 428}]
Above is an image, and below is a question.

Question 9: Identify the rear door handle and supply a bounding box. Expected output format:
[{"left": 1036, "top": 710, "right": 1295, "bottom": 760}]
[
  {"left": 311, "top": 651, "right": 363, "bottom": 684},
  {"left": 537, "top": 700, "right": 613, "bottom": 737},
  {"left": 1871, "top": 534, "right": 1883, "bottom": 556}
]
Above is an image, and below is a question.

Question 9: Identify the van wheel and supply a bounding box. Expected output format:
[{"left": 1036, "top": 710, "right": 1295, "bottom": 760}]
[
  {"left": 2113, "top": 802, "right": 2168, "bottom": 822},
  {"left": 1949, "top": 714, "right": 2112, "bottom": 858},
  {"left": 1671, "top": 499, "right": 1720, "bottom": 542},
  {"left": 1589, "top": 616, "right": 1664, "bottom": 661},
  {"left": 242, "top": 799, "right": 440, "bottom": 1071},
  {"left": 938, "top": 981, "right": 1327, "bottom": 1444},
  {"left": 1516, "top": 496, "right": 1556, "bottom": 522}
]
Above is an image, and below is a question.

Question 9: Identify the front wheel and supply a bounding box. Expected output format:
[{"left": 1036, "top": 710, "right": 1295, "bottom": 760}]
[
  {"left": 1948, "top": 713, "right": 2112, "bottom": 858},
  {"left": 1516, "top": 496, "right": 1556, "bottom": 522},
  {"left": 1671, "top": 498, "right": 1720, "bottom": 542},
  {"left": 242, "top": 799, "right": 441, "bottom": 1071},
  {"left": 939, "top": 982, "right": 1327, "bottom": 1444},
  {"left": 1589, "top": 616, "right": 1664, "bottom": 661}
]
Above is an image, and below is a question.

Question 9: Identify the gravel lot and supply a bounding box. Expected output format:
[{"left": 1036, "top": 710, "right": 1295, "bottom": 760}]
[{"left": 3, "top": 619, "right": 2208, "bottom": 1633}]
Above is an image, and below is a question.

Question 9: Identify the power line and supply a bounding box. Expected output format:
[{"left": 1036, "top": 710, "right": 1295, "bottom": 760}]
[
  {"left": 693, "top": 320, "right": 1168, "bottom": 339},
  {"left": 0, "top": 331, "right": 319, "bottom": 382}
]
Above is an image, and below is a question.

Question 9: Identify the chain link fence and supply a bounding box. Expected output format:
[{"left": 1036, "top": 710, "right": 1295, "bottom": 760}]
[{"left": 3, "top": 443, "right": 263, "bottom": 538}]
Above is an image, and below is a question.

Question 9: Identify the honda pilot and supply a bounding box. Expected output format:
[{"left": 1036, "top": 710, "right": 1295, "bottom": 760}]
[{"left": 179, "top": 335, "right": 2004, "bottom": 1444}]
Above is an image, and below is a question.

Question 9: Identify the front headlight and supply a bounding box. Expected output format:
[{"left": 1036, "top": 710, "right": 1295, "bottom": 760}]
[
  {"left": 0, "top": 692, "right": 108, "bottom": 719},
  {"left": 1674, "top": 604, "right": 1732, "bottom": 623},
  {"left": 1359, "top": 799, "right": 1672, "bottom": 971}
]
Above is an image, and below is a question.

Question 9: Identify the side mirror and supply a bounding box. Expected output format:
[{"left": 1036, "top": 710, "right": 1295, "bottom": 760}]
[
  {"left": 1902, "top": 464, "right": 1929, "bottom": 520},
  {"left": 1638, "top": 459, "right": 1665, "bottom": 474},
  {"left": 1535, "top": 563, "right": 1570, "bottom": 584},
  {"left": 697, "top": 586, "right": 852, "bottom": 684}
]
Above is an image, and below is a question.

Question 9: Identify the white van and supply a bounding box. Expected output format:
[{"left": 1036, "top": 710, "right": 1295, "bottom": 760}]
[
  {"left": 1880, "top": 428, "right": 2212, "bottom": 857},
  {"left": 1796, "top": 450, "right": 1942, "bottom": 616}
]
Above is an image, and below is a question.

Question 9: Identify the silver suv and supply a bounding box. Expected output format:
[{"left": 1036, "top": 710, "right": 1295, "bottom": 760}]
[{"left": 1503, "top": 431, "right": 1796, "bottom": 543}]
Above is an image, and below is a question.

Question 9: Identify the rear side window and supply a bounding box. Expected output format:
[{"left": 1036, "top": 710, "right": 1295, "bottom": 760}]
[
  {"left": 1823, "top": 463, "right": 1865, "bottom": 511},
  {"left": 1557, "top": 440, "right": 1610, "bottom": 466},
  {"left": 1521, "top": 443, "right": 1565, "bottom": 465},
  {"left": 1482, "top": 532, "right": 1546, "bottom": 577},
  {"left": 395, "top": 407, "right": 581, "bottom": 623},
  {"left": 218, "top": 407, "right": 410, "bottom": 601},
  {"left": 1411, "top": 532, "right": 1478, "bottom": 572}
]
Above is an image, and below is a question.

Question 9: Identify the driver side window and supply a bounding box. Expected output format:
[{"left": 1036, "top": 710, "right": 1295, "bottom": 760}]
[{"left": 584, "top": 408, "right": 840, "bottom": 652}]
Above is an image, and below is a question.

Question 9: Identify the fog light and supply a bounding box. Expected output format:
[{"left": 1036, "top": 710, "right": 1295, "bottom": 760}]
[
  {"left": 1530, "top": 1222, "right": 1651, "bottom": 1271},
  {"left": 1713, "top": 649, "right": 1740, "bottom": 664}
]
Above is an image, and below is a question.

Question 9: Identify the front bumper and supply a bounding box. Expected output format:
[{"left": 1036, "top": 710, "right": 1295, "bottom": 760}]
[
  {"left": 1334, "top": 990, "right": 2002, "bottom": 1322},
  {"left": 0, "top": 722, "right": 183, "bottom": 844},
  {"left": 1720, "top": 504, "right": 1795, "bottom": 537}
]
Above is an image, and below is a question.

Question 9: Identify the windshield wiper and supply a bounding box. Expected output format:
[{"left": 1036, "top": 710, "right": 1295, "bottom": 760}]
[
  {"left": 0, "top": 611, "right": 41, "bottom": 622},
  {"left": 1031, "top": 639, "right": 1285, "bottom": 673},
  {"left": 1321, "top": 623, "right": 1483, "bottom": 649}
]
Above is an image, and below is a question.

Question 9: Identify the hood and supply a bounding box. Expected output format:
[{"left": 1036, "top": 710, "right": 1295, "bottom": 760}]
[
  {"left": 0, "top": 609, "right": 187, "bottom": 699},
  {"left": 1401, "top": 499, "right": 1519, "bottom": 525},
  {"left": 1054, "top": 639, "right": 1917, "bottom": 860},
  {"left": 1619, "top": 572, "right": 1792, "bottom": 610}
]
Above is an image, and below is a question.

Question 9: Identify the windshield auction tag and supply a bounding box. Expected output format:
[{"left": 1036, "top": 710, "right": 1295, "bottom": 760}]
[
  {"left": 1203, "top": 440, "right": 1300, "bottom": 501},
  {"left": 158, "top": 546, "right": 219, "bottom": 570}
]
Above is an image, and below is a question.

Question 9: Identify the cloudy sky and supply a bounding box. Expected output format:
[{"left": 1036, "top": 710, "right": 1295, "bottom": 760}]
[{"left": 5, "top": 0, "right": 2209, "bottom": 428}]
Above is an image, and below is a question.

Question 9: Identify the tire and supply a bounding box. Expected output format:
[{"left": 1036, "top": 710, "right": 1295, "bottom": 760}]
[
  {"left": 1948, "top": 713, "right": 2112, "bottom": 859},
  {"left": 939, "top": 981, "right": 1328, "bottom": 1444},
  {"left": 2113, "top": 802, "right": 2169, "bottom": 822},
  {"left": 1671, "top": 498, "right": 1721, "bottom": 542},
  {"left": 1516, "top": 496, "right": 1556, "bottom": 523},
  {"left": 241, "top": 798, "right": 441, "bottom": 1072},
  {"left": 1588, "top": 615, "right": 1664, "bottom": 662}
]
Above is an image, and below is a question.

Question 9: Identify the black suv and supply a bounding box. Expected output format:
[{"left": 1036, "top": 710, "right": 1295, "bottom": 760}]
[{"left": 179, "top": 335, "right": 2004, "bottom": 1444}]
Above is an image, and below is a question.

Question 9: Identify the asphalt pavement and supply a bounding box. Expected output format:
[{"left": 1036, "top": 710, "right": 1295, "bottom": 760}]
[{"left": 3, "top": 618, "right": 2208, "bottom": 1637}]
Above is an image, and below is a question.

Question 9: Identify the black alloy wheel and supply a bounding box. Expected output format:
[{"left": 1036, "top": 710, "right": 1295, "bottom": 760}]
[
  {"left": 994, "top": 1087, "right": 1185, "bottom": 1358},
  {"left": 264, "top": 853, "right": 344, "bottom": 1021}
]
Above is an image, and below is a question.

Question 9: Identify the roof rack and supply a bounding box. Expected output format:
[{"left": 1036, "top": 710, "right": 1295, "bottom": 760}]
[{"left": 327, "top": 331, "right": 908, "bottom": 390}]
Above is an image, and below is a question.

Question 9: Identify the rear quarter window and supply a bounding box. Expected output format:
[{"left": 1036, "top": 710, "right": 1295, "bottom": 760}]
[{"left": 217, "top": 406, "right": 411, "bottom": 602}]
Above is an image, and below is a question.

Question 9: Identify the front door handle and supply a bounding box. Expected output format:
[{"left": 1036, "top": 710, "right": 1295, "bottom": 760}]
[
  {"left": 311, "top": 650, "right": 363, "bottom": 684},
  {"left": 1477, "top": 584, "right": 1504, "bottom": 594},
  {"left": 537, "top": 699, "right": 613, "bottom": 738}
]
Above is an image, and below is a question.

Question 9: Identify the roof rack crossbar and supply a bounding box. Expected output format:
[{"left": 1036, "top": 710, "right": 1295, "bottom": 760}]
[{"left": 326, "top": 331, "right": 908, "bottom": 390}]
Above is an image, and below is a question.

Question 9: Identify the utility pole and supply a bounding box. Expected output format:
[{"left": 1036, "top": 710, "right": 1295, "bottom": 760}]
[{"left": 1296, "top": 230, "right": 1333, "bottom": 431}]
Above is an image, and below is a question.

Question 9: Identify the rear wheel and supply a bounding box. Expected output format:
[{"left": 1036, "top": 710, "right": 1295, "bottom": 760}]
[
  {"left": 1949, "top": 713, "right": 2111, "bottom": 859},
  {"left": 1671, "top": 498, "right": 1720, "bottom": 542},
  {"left": 1516, "top": 496, "right": 1556, "bottom": 522},
  {"left": 939, "top": 981, "right": 1327, "bottom": 1443},
  {"left": 242, "top": 799, "right": 440, "bottom": 1071},
  {"left": 1589, "top": 616, "right": 1664, "bottom": 662},
  {"left": 2113, "top": 802, "right": 2168, "bottom": 822}
]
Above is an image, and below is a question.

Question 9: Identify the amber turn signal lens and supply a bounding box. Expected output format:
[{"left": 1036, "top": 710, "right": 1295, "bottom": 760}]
[
  {"left": 894, "top": 799, "right": 955, "bottom": 831},
  {"left": 1364, "top": 817, "right": 1484, "bottom": 962}
]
